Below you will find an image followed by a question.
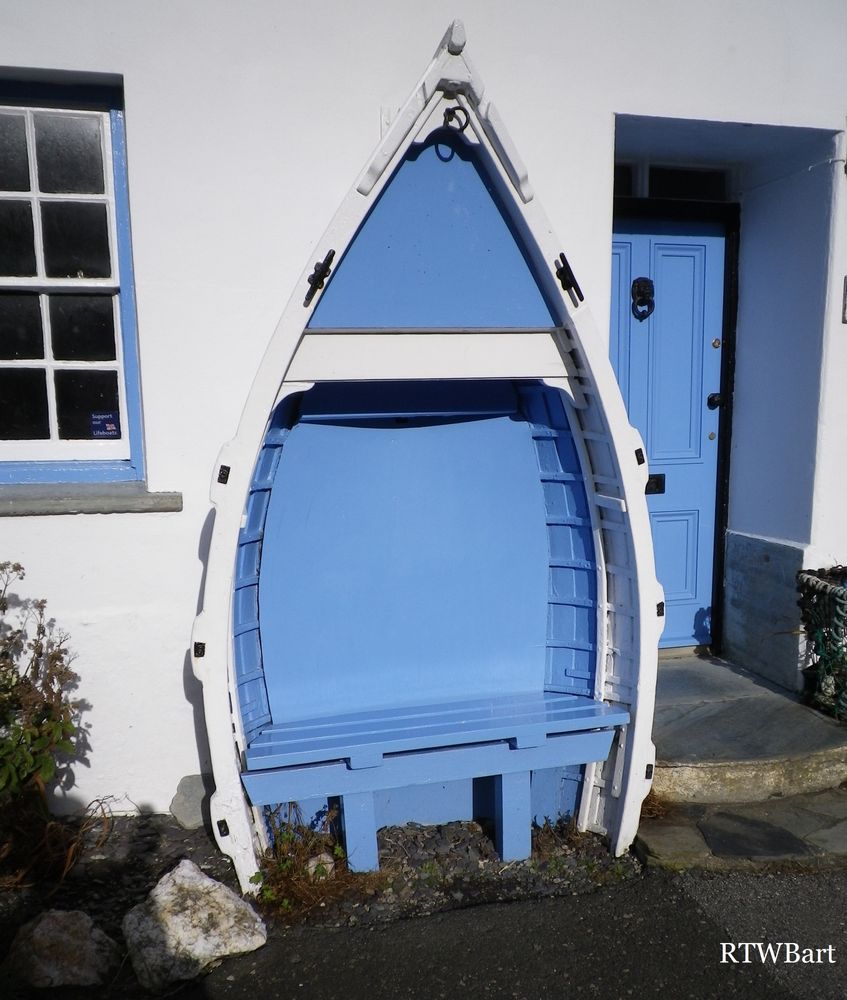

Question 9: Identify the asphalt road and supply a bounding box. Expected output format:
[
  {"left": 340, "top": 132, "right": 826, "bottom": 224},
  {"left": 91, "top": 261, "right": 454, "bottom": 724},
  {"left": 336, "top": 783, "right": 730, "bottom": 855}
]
[{"left": 176, "top": 868, "right": 847, "bottom": 1000}]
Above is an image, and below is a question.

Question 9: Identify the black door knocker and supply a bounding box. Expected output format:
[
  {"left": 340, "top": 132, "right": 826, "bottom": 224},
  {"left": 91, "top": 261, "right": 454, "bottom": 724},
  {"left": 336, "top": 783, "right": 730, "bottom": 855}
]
[{"left": 631, "top": 277, "right": 655, "bottom": 322}]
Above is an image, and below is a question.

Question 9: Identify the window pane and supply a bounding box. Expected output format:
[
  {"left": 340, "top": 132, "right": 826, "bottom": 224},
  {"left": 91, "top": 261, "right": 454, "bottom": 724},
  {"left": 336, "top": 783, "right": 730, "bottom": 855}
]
[
  {"left": 0, "top": 114, "right": 30, "bottom": 191},
  {"left": 0, "top": 200, "right": 36, "bottom": 275},
  {"left": 55, "top": 369, "right": 120, "bottom": 439},
  {"left": 42, "top": 202, "right": 111, "bottom": 278},
  {"left": 34, "top": 113, "right": 104, "bottom": 194},
  {"left": 0, "top": 368, "right": 49, "bottom": 439},
  {"left": 0, "top": 292, "right": 43, "bottom": 359},
  {"left": 50, "top": 294, "right": 116, "bottom": 361}
]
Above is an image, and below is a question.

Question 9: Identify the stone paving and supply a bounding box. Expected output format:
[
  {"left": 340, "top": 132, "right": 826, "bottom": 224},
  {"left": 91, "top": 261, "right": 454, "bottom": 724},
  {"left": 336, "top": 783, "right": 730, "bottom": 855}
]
[
  {"left": 636, "top": 786, "right": 847, "bottom": 870},
  {"left": 639, "top": 654, "right": 847, "bottom": 870}
]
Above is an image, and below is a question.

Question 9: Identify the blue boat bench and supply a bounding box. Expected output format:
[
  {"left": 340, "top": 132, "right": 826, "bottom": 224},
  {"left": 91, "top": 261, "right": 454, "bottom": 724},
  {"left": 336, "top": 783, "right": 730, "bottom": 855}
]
[
  {"left": 240, "top": 691, "right": 629, "bottom": 870},
  {"left": 235, "top": 381, "right": 630, "bottom": 870}
]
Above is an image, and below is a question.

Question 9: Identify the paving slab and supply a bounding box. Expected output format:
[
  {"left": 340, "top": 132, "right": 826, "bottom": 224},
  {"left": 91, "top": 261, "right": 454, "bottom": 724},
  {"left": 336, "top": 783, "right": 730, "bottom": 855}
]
[
  {"left": 636, "top": 787, "right": 847, "bottom": 872},
  {"left": 696, "top": 811, "right": 817, "bottom": 860},
  {"left": 806, "top": 818, "right": 847, "bottom": 855},
  {"left": 635, "top": 819, "right": 712, "bottom": 868}
]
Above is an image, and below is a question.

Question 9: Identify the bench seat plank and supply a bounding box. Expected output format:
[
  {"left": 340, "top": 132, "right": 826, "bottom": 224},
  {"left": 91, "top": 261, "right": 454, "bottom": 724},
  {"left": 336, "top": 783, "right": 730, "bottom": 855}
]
[
  {"left": 241, "top": 728, "right": 621, "bottom": 806},
  {"left": 244, "top": 692, "right": 628, "bottom": 771}
]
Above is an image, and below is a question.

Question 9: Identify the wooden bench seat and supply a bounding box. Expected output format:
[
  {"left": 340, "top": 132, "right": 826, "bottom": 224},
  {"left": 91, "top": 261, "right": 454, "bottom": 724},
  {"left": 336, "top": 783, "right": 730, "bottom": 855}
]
[{"left": 241, "top": 692, "right": 628, "bottom": 870}]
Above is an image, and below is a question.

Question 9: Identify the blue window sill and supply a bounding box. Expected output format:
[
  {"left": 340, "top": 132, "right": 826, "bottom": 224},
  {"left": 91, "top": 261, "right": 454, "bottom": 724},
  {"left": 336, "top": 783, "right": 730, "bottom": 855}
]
[{"left": 0, "top": 483, "right": 183, "bottom": 517}]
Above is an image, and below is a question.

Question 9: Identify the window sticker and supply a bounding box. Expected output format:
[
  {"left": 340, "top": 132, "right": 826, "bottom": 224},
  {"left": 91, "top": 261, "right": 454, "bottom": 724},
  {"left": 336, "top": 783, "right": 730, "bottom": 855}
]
[{"left": 90, "top": 410, "right": 121, "bottom": 439}]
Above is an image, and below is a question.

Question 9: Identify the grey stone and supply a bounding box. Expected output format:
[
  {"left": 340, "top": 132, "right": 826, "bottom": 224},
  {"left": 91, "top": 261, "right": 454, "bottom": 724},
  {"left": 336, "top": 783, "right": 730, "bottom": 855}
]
[
  {"left": 122, "top": 859, "right": 266, "bottom": 991},
  {"left": 731, "top": 800, "right": 831, "bottom": 839},
  {"left": 697, "top": 811, "right": 815, "bottom": 859},
  {"left": 799, "top": 787, "right": 847, "bottom": 820},
  {"left": 806, "top": 818, "right": 847, "bottom": 854},
  {"left": 652, "top": 654, "right": 847, "bottom": 803},
  {"left": 634, "top": 820, "right": 712, "bottom": 868},
  {"left": 4, "top": 909, "right": 120, "bottom": 988},
  {"left": 722, "top": 531, "right": 804, "bottom": 691},
  {"left": 169, "top": 773, "right": 215, "bottom": 830}
]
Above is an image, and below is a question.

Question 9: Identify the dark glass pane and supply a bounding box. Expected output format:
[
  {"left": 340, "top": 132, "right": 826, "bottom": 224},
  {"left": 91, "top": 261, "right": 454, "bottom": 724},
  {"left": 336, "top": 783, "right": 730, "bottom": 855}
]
[
  {"left": 649, "top": 167, "right": 727, "bottom": 201},
  {"left": 0, "top": 368, "right": 49, "bottom": 439},
  {"left": 55, "top": 369, "right": 120, "bottom": 439},
  {"left": 613, "top": 164, "right": 633, "bottom": 197},
  {"left": 0, "top": 200, "right": 36, "bottom": 275},
  {"left": 0, "top": 114, "right": 30, "bottom": 191},
  {"left": 42, "top": 202, "right": 111, "bottom": 278},
  {"left": 34, "top": 113, "right": 104, "bottom": 194},
  {"left": 0, "top": 292, "right": 43, "bottom": 359},
  {"left": 50, "top": 294, "right": 115, "bottom": 361}
]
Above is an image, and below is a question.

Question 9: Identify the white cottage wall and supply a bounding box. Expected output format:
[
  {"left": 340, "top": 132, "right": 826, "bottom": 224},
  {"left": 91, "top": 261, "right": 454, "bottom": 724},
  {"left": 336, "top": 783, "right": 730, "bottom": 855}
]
[
  {"left": 0, "top": 0, "right": 845, "bottom": 809},
  {"left": 722, "top": 135, "right": 839, "bottom": 689}
]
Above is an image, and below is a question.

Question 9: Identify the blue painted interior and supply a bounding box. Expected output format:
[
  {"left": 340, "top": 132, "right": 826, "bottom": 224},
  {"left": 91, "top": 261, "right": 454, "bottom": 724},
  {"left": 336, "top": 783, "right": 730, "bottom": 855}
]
[
  {"left": 258, "top": 388, "right": 550, "bottom": 721},
  {"left": 308, "top": 130, "right": 557, "bottom": 329},
  {"left": 234, "top": 380, "right": 597, "bottom": 734}
]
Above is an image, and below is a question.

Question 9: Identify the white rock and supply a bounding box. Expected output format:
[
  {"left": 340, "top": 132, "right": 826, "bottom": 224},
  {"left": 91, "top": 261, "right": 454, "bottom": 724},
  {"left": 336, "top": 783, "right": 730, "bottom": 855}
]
[
  {"left": 306, "top": 851, "right": 336, "bottom": 880},
  {"left": 122, "top": 859, "right": 266, "bottom": 991},
  {"left": 4, "top": 909, "right": 120, "bottom": 988}
]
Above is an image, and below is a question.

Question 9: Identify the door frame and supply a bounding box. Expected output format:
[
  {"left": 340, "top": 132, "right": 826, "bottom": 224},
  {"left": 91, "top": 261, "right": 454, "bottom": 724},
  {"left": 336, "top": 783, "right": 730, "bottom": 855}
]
[{"left": 613, "top": 197, "right": 740, "bottom": 653}]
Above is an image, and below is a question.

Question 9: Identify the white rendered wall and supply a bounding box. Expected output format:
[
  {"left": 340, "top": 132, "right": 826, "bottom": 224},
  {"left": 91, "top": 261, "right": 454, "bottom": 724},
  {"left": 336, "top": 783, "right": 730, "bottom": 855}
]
[
  {"left": 0, "top": 0, "right": 846, "bottom": 808},
  {"left": 728, "top": 134, "right": 838, "bottom": 546}
]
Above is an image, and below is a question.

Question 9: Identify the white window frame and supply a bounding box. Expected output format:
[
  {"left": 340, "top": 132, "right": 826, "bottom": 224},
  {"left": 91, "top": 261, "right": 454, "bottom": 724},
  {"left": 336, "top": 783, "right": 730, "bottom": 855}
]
[{"left": 0, "top": 84, "right": 144, "bottom": 485}]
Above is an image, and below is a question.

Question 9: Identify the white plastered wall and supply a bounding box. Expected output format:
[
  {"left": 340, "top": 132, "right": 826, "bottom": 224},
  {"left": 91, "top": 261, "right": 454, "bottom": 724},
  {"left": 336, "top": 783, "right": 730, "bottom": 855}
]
[{"left": 0, "top": 0, "right": 846, "bottom": 809}]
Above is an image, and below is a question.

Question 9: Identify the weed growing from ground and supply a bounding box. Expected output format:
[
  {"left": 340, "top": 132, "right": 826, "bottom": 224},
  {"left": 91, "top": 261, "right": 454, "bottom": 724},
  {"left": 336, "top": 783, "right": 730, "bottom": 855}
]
[{"left": 251, "top": 803, "right": 387, "bottom": 922}]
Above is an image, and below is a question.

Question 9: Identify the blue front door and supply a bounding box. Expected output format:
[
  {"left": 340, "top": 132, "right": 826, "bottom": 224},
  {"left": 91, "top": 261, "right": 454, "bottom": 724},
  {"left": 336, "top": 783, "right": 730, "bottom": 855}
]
[{"left": 610, "top": 222, "right": 725, "bottom": 647}]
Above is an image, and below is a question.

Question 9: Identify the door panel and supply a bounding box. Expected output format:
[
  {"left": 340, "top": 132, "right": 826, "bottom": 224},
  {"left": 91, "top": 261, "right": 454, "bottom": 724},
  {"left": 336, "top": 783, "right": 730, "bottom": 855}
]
[{"left": 610, "top": 222, "right": 724, "bottom": 647}]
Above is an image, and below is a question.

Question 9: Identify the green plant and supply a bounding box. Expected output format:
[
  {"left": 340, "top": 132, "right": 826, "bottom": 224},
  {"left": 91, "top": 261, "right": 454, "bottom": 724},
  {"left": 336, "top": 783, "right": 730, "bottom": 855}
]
[
  {"left": 0, "top": 562, "right": 79, "bottom": 798},
  {"left": 254, "top": 802, "right": 386, "bottom": 922}
]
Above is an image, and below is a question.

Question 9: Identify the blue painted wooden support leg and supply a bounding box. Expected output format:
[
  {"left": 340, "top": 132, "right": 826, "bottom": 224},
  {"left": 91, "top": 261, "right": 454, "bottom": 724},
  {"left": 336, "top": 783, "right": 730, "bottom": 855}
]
[
  {"left": 494, "top": 770, "right": 532, "bottom": 861},
  {"left": 341, "top": 791, "right": 379, "bottom": 871}
]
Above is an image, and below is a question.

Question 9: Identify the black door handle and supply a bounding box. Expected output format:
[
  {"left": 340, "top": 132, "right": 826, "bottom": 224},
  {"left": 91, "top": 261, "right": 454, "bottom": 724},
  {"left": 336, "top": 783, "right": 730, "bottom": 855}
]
[{"left": 707, "top": 392, "right": 723, "bottom": 410}]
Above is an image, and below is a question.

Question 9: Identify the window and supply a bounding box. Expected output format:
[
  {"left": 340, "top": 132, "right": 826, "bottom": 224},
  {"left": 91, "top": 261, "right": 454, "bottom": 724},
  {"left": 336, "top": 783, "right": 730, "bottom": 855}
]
[{"left": 0, "top": 82, "right": 144, "bottom": 484}]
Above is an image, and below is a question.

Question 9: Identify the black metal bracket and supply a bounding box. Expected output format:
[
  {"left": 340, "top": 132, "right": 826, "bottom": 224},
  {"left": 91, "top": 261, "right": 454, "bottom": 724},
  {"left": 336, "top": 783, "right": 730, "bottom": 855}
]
[
  {"left": 217, "top": 465, "right": 230, "bottom": 484},
  {"left": 657, "top": 601, "right": 665, "bottom": 617},
  {"left": 635, "top": 448, "right": 645, "bottom": 466},
  {"left": 645, "top": 473, "right": 665, "bottom": 495},
  {"left": 554, "top": 252, "right": 584, "bottom": 306},
  {"left": 304, "top": 249, "right": 336, "bottom": 307},
  {"left": 193, "top": 642, "right": 205, "bottom": 658}
]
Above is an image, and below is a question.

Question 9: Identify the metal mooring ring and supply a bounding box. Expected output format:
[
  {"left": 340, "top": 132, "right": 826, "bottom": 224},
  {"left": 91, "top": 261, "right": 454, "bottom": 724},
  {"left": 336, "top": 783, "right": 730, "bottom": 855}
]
[{"left": 443, "top": 106, "right": 469, "bottom": 132}]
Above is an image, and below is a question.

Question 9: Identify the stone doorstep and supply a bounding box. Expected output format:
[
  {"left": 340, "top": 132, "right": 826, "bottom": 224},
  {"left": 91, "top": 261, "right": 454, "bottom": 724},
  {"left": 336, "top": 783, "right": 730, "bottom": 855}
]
[{"left": 652, "top": 744, "right": 847, "bottom": 804}]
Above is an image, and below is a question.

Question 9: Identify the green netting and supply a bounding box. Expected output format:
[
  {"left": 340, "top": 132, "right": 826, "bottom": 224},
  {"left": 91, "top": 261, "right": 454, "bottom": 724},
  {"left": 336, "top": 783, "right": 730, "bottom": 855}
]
[{"left": 797, "top": 566, "right": 847, "bottom": 720}]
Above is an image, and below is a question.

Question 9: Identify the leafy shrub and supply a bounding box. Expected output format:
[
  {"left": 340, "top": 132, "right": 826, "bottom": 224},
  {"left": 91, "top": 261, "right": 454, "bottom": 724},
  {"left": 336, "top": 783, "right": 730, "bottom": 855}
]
[{"left": 0, "top": 561, "right": 78, "bottom": 798}]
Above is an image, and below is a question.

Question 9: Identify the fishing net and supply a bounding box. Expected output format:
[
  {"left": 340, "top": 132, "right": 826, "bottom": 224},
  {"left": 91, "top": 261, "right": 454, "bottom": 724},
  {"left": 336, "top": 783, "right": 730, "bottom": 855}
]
[{"left": 797, "top": 566, "right": 847, "bottom": 720}]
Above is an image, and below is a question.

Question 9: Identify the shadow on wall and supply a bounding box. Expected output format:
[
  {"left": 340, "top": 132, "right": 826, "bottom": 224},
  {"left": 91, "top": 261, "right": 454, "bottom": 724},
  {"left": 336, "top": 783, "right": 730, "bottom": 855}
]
[{"left": 183, "top": 508, "right": 217, "bottom": 776}]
